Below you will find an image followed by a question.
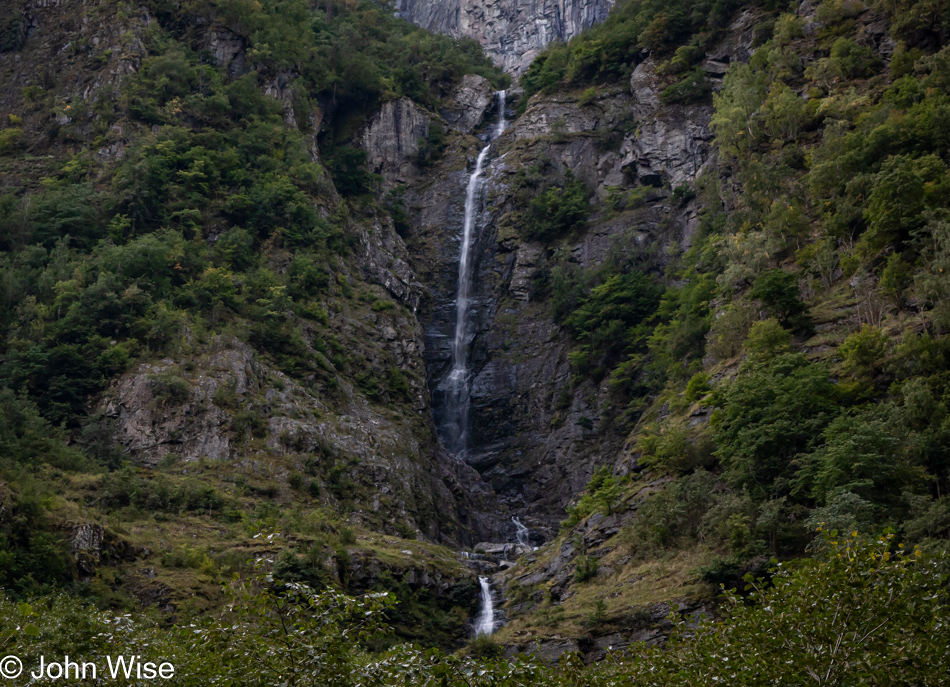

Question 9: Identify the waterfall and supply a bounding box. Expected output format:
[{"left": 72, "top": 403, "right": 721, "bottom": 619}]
[
  {"left": 512, "top": 517, "right": 531, "bottom": 548},
  {"left": 474, "top": 576, "right": 495, "bottom": 636},
  {"left": 439, "top": 91, "right": 508, "bottom": 456}
]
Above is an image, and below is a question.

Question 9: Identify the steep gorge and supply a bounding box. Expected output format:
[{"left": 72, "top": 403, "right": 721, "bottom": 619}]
[
  {"left": 388, "top": 12, "right": 756, "bottom": 540},
  {"left": 3, "top": 0, "right": 950, "bottom": 664}
]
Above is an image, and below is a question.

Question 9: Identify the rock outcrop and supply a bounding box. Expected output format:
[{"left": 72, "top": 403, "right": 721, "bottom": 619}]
[
  {"left": 98, "top": 324, "right": 503, "bottom": 546},
  {"left": 360, "top": 98, "right": 431, "bottom": 189},
  {"left": 441, "top": 74, "right": 496, "bottom": 134},
  {"left": 395, "top": 0, "right": 615, "bottom": 74}
]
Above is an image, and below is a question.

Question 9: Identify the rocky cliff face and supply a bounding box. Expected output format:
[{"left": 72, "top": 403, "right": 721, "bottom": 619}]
[
  {"left": 361, "top": 98, "right": 431, "bottom": 189},
  {"left": 387, "top": 10, "right": 761, "bottom": 542},
  {"left": 395, "top": 0, "right": 615, "bottom": 74}
]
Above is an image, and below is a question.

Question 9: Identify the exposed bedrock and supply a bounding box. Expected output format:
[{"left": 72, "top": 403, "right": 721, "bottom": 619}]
[
  {"left": 392, "top": 10, "right": 760, "bottom": 539},
  {"left": 395, "top": 0, "right": 615, "bottom": 75}
]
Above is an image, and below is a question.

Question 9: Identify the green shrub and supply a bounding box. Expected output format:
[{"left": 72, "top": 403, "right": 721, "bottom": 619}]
[
  {"left": 0, "top": 127, "right": 23, "bottom": 155},
  {"left": 561, "top": 467, "right": 625, "bottom": 528},
  {"left": 713, "top": 354, "right": 839, "bottom": 497},
  {"left": 415, "top": 121, "right": 447, "bottom": 167},
  {"left": 574, "top": 554, "right": 600, "bottom": 582},
  {"left": 793, "top": 405, "right": 927, "bottom": 511},
  {"left": 638, "top": 423, "right": 715, "bottom": 474},
  {"left": 684, "top": 372, "right": 710, "bottom": 403},
  {"left": 232, "top": 408, "right": 268, "bottom": 440},
  {"left": 99, "top": 469, "right": 228, "bottom": 514},
  {"left": 147, "top": 372, "right": 191, "bottom": 405},
  {"left": 828, "top": 37, "right": 882, "bottom": 79},
  {"left": 660, "top": 68, "right": 712, "bottom": 105},
  {"left": 864, "top": 154, "right": 949, "bottom": 252},
  {"left": 838, "top": 324, "right": 888, "bottom": 377},
  {"left": 565, "top": 272, "right": 663, "bottom": 377},
  {"left": 578, "top": 87, "right": 598, "bottom": 106},
  {"left": 744, "top": 318, "right": 792, "bottom": 362},
  {"left": 467, "top": 634, "right": 502, "bottom": 658},
  {"left": 604, "top": 185, "right": 649, "bottom": 214},
  {"left": 522, "top": 174, "right": 591, "bottom": 242},
  {"left": 748, "top": 270, "right": 810, "bottom": 330},
  {"left": 0, "top": 389, "right": 90, "bottom": 471},
  {"left": 326, "top": 146, "right": 378, "bottom": 197}
]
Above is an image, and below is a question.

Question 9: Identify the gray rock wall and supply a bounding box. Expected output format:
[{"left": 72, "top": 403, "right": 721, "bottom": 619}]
[
  {"left": 361, "top": 98, "right": 431, "bottom": 189},
  {"left": 395, "top": 0, "right": 615, "bottom": 74}
]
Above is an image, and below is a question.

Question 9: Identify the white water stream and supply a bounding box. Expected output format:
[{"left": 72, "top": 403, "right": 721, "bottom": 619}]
[
  {"left": 512, "top": 516, "right": 531, "bottom": 548},
  {"left": 474, "top": 576, "right": 496, "bottom": 636},
  {"left": 444, "top": 94, "right": 508, "bottom": 637},
  {"left": 440, "top": 91, "right": 507, "bottom": 457}
]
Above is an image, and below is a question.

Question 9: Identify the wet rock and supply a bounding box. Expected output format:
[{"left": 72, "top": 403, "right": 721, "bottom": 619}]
[{"left": 509, "top": 243, "right": 543, "bottom": 301}]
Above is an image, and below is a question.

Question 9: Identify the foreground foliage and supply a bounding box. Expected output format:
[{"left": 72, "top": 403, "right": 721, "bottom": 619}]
[{"left": 2, "top": 534, "right": 946, "bottom": 685}]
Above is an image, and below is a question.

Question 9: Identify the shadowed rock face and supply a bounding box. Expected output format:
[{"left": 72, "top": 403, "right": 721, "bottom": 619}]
[
  {"left": 394, "top": 0, "right": 615, "bottom": 74},
  {"left": 393, "top": 10, "right": 761, "bottom": 537}
]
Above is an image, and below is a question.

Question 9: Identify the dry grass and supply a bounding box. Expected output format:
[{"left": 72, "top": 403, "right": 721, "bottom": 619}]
[{"left": 496, "top": 541, "right": 717, "bottom": 644}]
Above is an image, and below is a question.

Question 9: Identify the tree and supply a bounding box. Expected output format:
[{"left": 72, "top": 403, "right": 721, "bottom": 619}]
[
  {"left": 793, "top": 406, "right": 927, "bottom": 512},
  {"left": 522, "top": 174, "right": 591, "bottom": 242},
  {"left": 744, "top": 318, "right": 791, "bottom": 362},
  {"left": 614, "top": 532, "right": 950, "bottom": 686},
  {"left": 748, "top": 269, "right": 810, "bottom": 330},
  {"left": 713, "top": 354, "right": 838, "bottom": 498}
]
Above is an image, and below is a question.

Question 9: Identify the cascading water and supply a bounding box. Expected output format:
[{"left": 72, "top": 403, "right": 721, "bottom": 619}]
[
  {"left": 512, "top": 517, "right": 531, "bottom": 548},
  {"left": 438, "top": 91, "right": 508, "bottom": 457},
  {"left": 474, "top": 576, "right": 496, "bottom": 636}
]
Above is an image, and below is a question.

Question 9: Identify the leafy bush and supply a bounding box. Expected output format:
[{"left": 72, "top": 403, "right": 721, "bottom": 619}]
[
  {"left": 0, "top": 389, "right": 90, "bottom": 471},
  {"left": 793, "top": 405, "right": 928, "bottom": 512},
  {"left": 627, "top": 470, "right": 721, "bottom": 552},
  {"left": 326, "top": 146, "right": 378, "bottom": 197},
  {"left": 838, "top": 324, "right": 888, "bottom": 377},
  {"left": 232, "top": 408, "right": 268, "bottom": 440},
  {"left": 712, "top": 354, "right": 839, "bottom": 497},
  {"left": 638, "top": 423, "right": 715, "bottom": 474},
  {"left": 743, "top": 318, "right": 792, "bottom": 362},
  {"left": 467, "top": 634, "right": 502, "bottom": 658},
  {"left": 0, "top": 127, "right": 23, "bottom": 155},
  {"left": 522, "top": 175, "right": 591, "bottom": 242},
  {"left": 99, "top": 469, "right": 229, "bottom": 514},
  {"left": 748, "top": 269, "right": 810, "bottom": 330},
  {"left": 147, "top": 372, "right": 191, "bottom": 405},
  {"left": 565, "top": 272, "right": 663, "bottom": 379},
  {"left": 684, "top": 372, "right": 710, "bottom": 402},
  {"left": 574, "top": 554, "right": 600, "bottom": 582},
  {"left": 660, "top": 67, "right": 712, "bottom": 104},
  {"left": 828, "top": 37, "right": 882, "bottom": 79}
]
